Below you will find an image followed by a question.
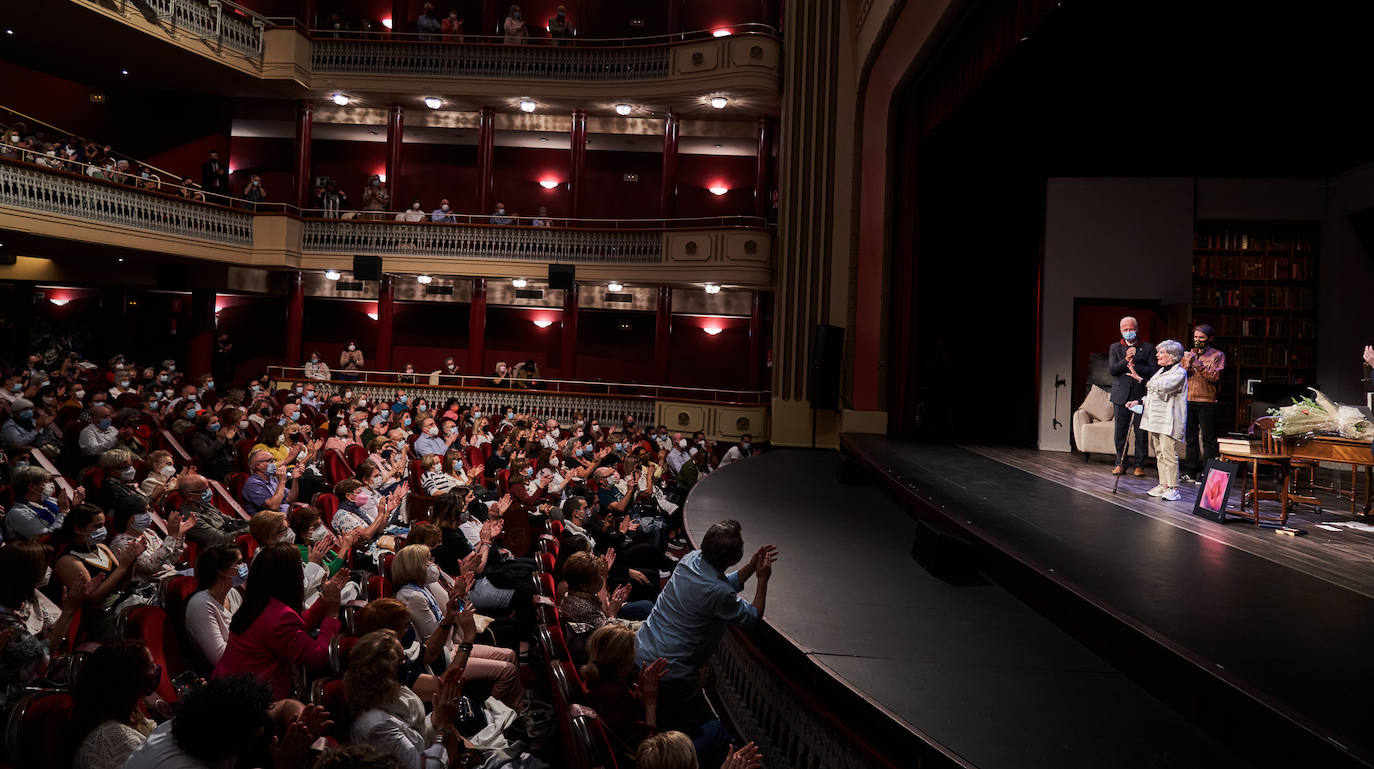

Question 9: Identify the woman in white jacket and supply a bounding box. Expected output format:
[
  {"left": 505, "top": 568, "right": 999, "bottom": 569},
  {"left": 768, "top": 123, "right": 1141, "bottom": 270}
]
[{"left": 1128, "top": 339, "right": 1188, "bottom": 501}]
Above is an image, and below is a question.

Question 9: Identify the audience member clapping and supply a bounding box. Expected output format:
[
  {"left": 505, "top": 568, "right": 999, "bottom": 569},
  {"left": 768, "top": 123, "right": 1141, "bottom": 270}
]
[{"left": 108, "top": 493, "right": 193, "bottom": 582}]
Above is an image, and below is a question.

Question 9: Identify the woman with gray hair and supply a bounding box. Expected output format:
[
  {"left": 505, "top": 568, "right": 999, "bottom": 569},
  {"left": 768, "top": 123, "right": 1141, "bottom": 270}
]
[{"left": 1127, "top": 339, "right": 1189, "bottom": 501}]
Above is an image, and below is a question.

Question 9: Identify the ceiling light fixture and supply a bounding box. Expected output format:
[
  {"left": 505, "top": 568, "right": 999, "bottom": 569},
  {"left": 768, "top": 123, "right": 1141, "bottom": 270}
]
[
  {"left": 324, "top": 270, "right": 341, "bottom": 281},
  {"left": 710, "top": 96, "right": 728, "bottom": 109},
  {"left": 512, "top": 278, "right": 528, "bottom": 288},
  {"left": 532, "top": 319, "right": 553, "bottom": 328},
  {"left": 703, "top": 326, "right": 723, "bottom": 335},
  {"left": 708, "top": 185, "right": 729, "bottom": 196},
  {"left": 120, "top": 69, "right": 129, "bottom": 76},
  {"left": 615, "top": 103, "right": 632, "bottom": 116},
  {"left": 539, "top": 179, "right": 559, "bottom": 189},
  {"left": 332, "top": 93, "right": 350, "bottom": 106},
  {"left": 424, "top": 97, "right": 442, "bottom": 109},
  {"left": 5, "top": 29, "right": 13, "bottom": 36},
  {"left": 712, "top": 28, "right": 732, "bottom": 37},
  {"left": 416, "top": 274, "right": 433, "bottom": 284},
  {"left": 48, "top": 298, "right": 70, "bottom": 307},
  {"left": 704, "top": 283, "right": 721, "bottom": 294},
  {"left": 608, "top": 281, "right": 623, "bottom": 292},
  {"left": 539, "top": 136, "right": 548, "bottom": 142},
  {"left": 519, "top": 99, "right": 536, "bottom": 113}
]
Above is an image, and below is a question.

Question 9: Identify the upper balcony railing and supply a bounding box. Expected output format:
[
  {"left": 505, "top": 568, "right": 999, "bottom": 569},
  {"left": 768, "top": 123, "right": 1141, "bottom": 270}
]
[
  {"left": 114, "top": 0, "right": 267, "bottom": 57},
  {"left": 307, "top": 24, "right": 777, "bottom": 81}
]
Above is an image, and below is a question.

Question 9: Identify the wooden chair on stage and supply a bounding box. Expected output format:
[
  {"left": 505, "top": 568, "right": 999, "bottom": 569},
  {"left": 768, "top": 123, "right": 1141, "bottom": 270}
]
[{"left": 1219, "top": 417, "right": 1293, "bottom": 525}]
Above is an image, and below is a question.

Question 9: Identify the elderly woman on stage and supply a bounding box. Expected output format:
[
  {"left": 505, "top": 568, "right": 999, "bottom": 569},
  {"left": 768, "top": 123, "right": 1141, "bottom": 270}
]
[{"left": 1127, "top": 339, "right": 1188, "bottom": 501}]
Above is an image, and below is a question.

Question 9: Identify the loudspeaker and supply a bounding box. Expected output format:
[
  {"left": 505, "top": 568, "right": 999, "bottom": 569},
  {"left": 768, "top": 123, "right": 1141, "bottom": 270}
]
[
  {"left": 548, "top": 264, "right": 575, "bottom": 291},
  {"left": 353, "top": 255, "right": 383, "bottom": 282},
  {"left": 807, "top": 324, "right": 844, "bottom": 410},
  {"left": 1349, "top": 208, "right": 1374, "bottom": 266}
]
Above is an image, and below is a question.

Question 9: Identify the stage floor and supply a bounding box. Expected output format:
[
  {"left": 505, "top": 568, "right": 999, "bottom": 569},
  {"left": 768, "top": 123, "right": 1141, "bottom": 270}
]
[{"left": 684, "top": 449, "right": 1250, "bottom": 769}]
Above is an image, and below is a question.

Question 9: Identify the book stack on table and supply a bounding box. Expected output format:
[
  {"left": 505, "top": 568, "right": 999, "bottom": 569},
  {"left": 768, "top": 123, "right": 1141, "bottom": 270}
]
[{"left": 1217, "top": 434, "right": 1259, "bottom": 456}]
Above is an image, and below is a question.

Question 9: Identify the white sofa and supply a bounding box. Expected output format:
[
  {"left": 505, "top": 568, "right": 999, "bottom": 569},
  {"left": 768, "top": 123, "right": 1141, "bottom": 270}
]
[{"left": 1072, "top": 385, "right": 1155, "bottom": 462}]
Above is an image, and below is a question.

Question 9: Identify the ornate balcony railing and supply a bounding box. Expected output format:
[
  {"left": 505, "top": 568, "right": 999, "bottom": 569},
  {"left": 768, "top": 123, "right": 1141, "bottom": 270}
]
[
  {"left": 310, "top": 37, "right": 672, "bottom": 80},
  {"left": 113, "top": 0, "right": 266, "bottom": 57},
  {"left": 0, "top": 159, "right": 253, "bottom": 246},
  {"left": 301, "top": 219, "right": 662, "bottom": 264}
]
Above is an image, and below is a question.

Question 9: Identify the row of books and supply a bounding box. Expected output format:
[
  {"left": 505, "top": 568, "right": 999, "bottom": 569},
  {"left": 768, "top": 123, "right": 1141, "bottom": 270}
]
[
  {"left": 1230, "top": 344, "right": 1315, "bottom": 369},
  {"left": 1192, "top": 286, "right": 1315, "bottom": 310},
  {"left": 1194, "top": 230, "right": 1314, "bottom": 252},
  {"left": 1193, "top": 254, "right": 1315, "bottom": 281},
  {"left": 1193, "top": 315, "right": 1316, "bottom": 340}
]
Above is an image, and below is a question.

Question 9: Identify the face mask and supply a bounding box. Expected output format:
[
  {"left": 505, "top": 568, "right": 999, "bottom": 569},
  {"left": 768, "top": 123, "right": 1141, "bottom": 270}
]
[
  {"left": 251, "top": 384, "right": 261, "bottom": 392},
  {"left": 277, "top": 434, "right": 287, "bottom": 445},
  {"left": 310, "top": 525, "right": 328, "bottom": 543},
  {"left": 239, "top": 420, "right": 249, "bottom": 430},
  {"left": 497, "top": 208, "right": 506, "bottom": 215},
  {"left": 441, "top": 204, "right": 450, "bottom": 212},
  {"left": 266, "top": 462, "right": 278, "bottom": 475},
  {"left": 278, "top": 528, "right": 296, "bottom": 545},
  {"left": 371, "top": 181, "right": 380, "bottom": 187},
  {"left": 202, "top": 488, "right": 215, "bottom": 502},
  {"left": 159, "top": 375, "right": 169, "bottom": 383},
  {"left": 337, "top": 425, "right": 349, "bottom": 436},
  {"left": 1194, "top": 339, "right": 1207, "bottom": 349},
  {"left": 348, "top": 344, "right": 357, "bottom": 351},
  {"left": 446, "top": 426, "right": 458, "bottom": 436},
  {"left": 160, "top": 464, "right": 176, "bottom": 478},
  {"left": 574, "top": 448, "right": 584, "bottom": 458},
  {"left": 233, "top": 562, "right": 249, "bottom": 587},
  {"left": 381, "top": 449, "right": 395, "bottom": 460},
  {"left": 97, "top": 418, "right": 113, "bottom": 430},
  {"left": 119, "top": 380, "right": 130, "bottom": 389},
  {"left": 131, "top": 513, "right": 153, "bottom": 532},
  {"left": 425, "top": 563, "right": 441, "bottom": 583},
  {"left": 17, "top": 409, "right": 33, "bottom": 422},
  {"left": 209, "top": 422, "right": 221, "bottom": 433},
  {"left": 425, "top": 426, "right": 439, "bottom": 436},
  {"left": 614, "top": 443, "right": 624, "bottom": 452},
  {"left": 73, "top": 390, "right": 84, "bottom": 400},
  {"left": 205, "top": 381, "right": 215, "bottom": 390},
  {"left": 354, "top": 489, "right": 371, "bottom": 505},
  {"left": 398, "top": 395, "right": 409, "bottom": 403},
  {"left": 591, "top": 424, "right": 600, "bottom": 432},
  {"left": 311, "top": 356, "right": 319, "bottom": 363},
  {"left": 38, "top": 566, "right": 51, "bottom": 588},
  {"left": 551, "top": 428, "right": 560, "bottom": 438},
  {"left": 295, "top": 385, "right": 304, "bottom": 393},
  {"left": 678, "top": 439, "right": 688, "bottom": 449},
  {"left": 523, "top": 467, "right": 533, "bottom": 478},
  {"left": 1123, "top": 330, "right": 1137, "bottom": 342},
  {"left": 411, "top": 203, "right": 420, "bottom": 210},
  {"left": 453, "top": 459, "right": 463, "bottom": 472},
  {"left": 41, "top": 482, "right": 55, "bottom": 500},
  {"left": 10, "top": 383, "right": 21, "bottom": 393},
  {"left": 549, "top": 456, "right": 559, "bottom": 468},
  {"left": 186, "top": 408, "right": 198, "bottom": 420},
  {"left": 506, "top": 411, "right": 514, "bottom": 419},
  {"left": 119, "top": 466, "right": 136, "bottom": 481},
  {"left": 741, "top": 441, "right": 751, "bottom": 450},
  {"left": 402, "top": 416, "right": 412, "bottom": 427},
  {"left": 358, "top": 398, "right": 368, "bottom": 408},
  {"left": 86, "top": 526, "right": 108, "bottom": 545}
]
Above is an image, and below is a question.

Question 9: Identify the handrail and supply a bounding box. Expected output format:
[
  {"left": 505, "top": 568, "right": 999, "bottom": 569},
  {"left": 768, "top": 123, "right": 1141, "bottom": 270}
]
[
  {"left": 303, "top": 210, "right": 767, "bottom": 231},
  {"left": 105, "top": 0, "right": 267, "bottom": 57},
  {"left": 268, "top": 367, "right": 771, "bottom": 407},
  {"left": 306, "top": 23, "right": 779, "bottom": 47}
]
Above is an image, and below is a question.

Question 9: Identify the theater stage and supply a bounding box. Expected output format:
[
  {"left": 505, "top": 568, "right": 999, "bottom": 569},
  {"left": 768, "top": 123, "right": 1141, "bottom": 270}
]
[{"left": 684, "top": 439, "right": 1374, "bottom": 769}]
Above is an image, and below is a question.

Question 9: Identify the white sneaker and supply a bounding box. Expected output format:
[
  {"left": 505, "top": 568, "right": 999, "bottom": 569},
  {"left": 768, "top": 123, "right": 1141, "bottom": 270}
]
[
  {"left": 1147, "top": 485, "right": 1166, "bottom": 497},
  {"left": 1161, "top": 488, "right": 1182, "bottom": 501}
]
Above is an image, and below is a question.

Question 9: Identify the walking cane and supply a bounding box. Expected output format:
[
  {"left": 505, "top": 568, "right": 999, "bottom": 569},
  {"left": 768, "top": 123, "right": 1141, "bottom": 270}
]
[{"left": 1113, "top": 406, "right": 1142, "bottom": 495}]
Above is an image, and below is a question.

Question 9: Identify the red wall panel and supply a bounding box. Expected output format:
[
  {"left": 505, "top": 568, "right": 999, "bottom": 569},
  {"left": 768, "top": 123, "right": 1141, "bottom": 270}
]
[
  {"left": 675, "top": 154, "right": 754, "bottom": 218},
  {"left": 399, "top": 143, "right": 479, "bottom": 211},
  {"left": 300, "top": 298, "right": 381, "bottom": 367},
  {"left": 226, "top": 136, "right": 295, "bottom": 203},
  {"left": 491, "top": 146, "right": 571, "bottom": 218},
  {"left": 392, "top": 301, "right": 470, "bottom": 372},
  {"left": 312, "top": 140, "right": 389, "bottom": 210},
  {"left": 581, "top": 150, "right": 663, "bottom": 220},
  {"left": 667, "top": 315, "right": 751, "bottom": 388},
  {"left": 483, "top": 306, "right": 563, "bottom": 375},
  {"left": 575, "top": 309, "right": 656, "bottom": 382}
]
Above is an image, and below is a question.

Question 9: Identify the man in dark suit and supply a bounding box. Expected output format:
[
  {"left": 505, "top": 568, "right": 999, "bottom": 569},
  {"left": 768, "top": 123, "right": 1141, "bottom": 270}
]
[
  {"left": 201, "top": 151, "right": 229, "bottom": 198},
  {"left": 1108, "top": 316, "right": 1158, "bottom": 476}
]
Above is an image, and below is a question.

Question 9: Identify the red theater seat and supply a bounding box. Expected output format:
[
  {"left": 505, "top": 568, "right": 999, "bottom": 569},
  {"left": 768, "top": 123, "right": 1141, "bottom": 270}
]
[
  {"left": 3, "top": 690, "right": 73, "bottom": 769},
  {"left": 124, "top": 606, "right": 183, "bottom": 702}
]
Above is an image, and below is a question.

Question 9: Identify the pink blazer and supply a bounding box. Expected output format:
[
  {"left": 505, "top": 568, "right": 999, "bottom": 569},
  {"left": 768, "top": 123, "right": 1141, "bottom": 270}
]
[{"left": 213, "top": 597, "right": 339, "bottom": 700}]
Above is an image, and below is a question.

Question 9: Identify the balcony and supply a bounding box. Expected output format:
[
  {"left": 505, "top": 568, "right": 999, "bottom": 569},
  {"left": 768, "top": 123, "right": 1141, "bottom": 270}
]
[{"left": 0, "top": 157, "right": 772, "bottom": 284}]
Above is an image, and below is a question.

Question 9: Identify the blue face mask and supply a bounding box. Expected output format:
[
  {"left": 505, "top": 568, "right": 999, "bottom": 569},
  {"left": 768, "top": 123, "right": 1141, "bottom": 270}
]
[
  {"left": 614, "top": 442, "right": 624, "bottom": 452},
  {"left": 574, "top": 448, "right": 584, "bottom": 457},
  {"left": 403, "top": 416, "right": 412, "bottom": 426},
  {"left": 86, "top": 526, "right": 108, "bottom": 545},
  {"left": 186, "top": 408, "right": 197, "bottom": 420},
  {"left": 265, "top": 462, "right": 278, "bottom": 475},
  {"left": 208, "top": 422, "right": 221, "bottom": 432},
  {"left": 453, "top": 459, "right": 463, "bottom": 471},
  {"left": 398, "top": 395, "right": 408, "bottom": 403},
  {"left": 98, "top": 418, "right": 113, "bottom": 430},
  {"left": 201, "top": 488, "right": 214, "bottom": 502},
  {"left": 290, "top": 411, "right": 300, "bottom": 422},
  {"left": 1123, "top": 330, "right": 1137, "bottom": 342},
  {"left": 18, "top": 409, "right": 33, "bottom": 421},
  {"left": 523, "top": 467, "right": 533, "bottom": 478},
  {"left": 11, "top": 382, "right": 22, "bottom": 393},
  {"left": 131, "top": 513, "right": 153, "bottom": 532},
  {"left": 233, "top": 562, "right": 249, "bottom": 586}
]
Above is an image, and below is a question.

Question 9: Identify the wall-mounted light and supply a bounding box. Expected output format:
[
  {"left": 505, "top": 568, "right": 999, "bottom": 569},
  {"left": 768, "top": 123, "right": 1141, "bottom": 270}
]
[
  {"left": 607, "top": 281, "right": 623, "bottom": 292},
  {"left": 539, "top": 179, "right": 559, "bottom": 190},
  {"left": 703, "top": 326, "right": 723, "bottom": 335},
  {"left": 424, "top": 97, "right": 442, "bottom": 109},
  {"left": 712, "top": 28, "right": 732, "bottom": 37},
  {"left": 519, "top": 99, "right": 536, "bottom": 113},
  {"left": 377, "top": 173, "right": 386, "bottom": 182},
  {"left": 710, "top": 96, "right": 729, "bottom": 109},
  {"left": 381, "top": 18, "right": 392, "bottom": 29},
  {"left": 324, "top": 270, "right": 341, "bottom": 281},
  {"left": 512, "top": 278, "right": 528, "bottom": 288},
  {"left": 615, "top": 103, "right": 632, "bottom": 115},
  {"left": 708, "top": 185, "right": 729, "bottom": 196},
  {"left": 332, "top": 93, "right": 350, "bottom": 106},
  {"left": 367, "top": 312, "right": 380, "bottom": 321},
  {"left": 704, "top": 283, "right": 721, "bottom": 294},
  {"left": 532, "top": 319, "right": 553, "bottom": 328},
  {"left": 416, "top": 274, "right": 433, "bottom": 284},
  {"left": 48, "top": 298, "right": 70, "bottom": 307}
]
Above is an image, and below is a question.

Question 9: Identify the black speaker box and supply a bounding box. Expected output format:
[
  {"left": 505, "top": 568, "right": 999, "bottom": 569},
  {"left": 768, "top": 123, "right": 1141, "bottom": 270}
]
[
  {"left": 807, "top": 324, "right": 844, "bottom": 410},
  {"left": 353, "top": 255, "right": 383, "bottom": 282},
  {"left": 548, "top": 264, "right": 575, "bottom": 290}
]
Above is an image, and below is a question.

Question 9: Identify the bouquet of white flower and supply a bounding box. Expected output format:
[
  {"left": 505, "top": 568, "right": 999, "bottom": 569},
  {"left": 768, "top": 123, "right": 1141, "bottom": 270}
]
[{"left": 1268, "top": 388, "right": 1372, "bottom": 439}]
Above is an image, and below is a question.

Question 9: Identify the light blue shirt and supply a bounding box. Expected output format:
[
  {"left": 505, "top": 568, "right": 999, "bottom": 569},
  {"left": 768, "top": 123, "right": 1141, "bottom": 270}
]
[
  {"left": 413, "top": 434, "right": 448, "bottom": 458},
  {"left": 0, "top": 419, "right": 41, "bottom": 451},
  {"left": 635, "top": 550, "right": 758, "bottom": 680},
  {"left": 432, "top": 209, "right": 454, "bottom": 222}
]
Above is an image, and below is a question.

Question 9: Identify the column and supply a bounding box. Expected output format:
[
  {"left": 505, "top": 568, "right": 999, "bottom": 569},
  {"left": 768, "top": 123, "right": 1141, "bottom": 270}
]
[
  {"left": 391, "top": 0, "right": 408, "bottom": 34},
  {"left": 561, "top": 282, "right": 578, "bottom": 379},
  {"left": 660, "top": 112, "right": 679, "bottom": 218},
  {"left": 468, "top": 278, "right": 486, "bottom": 374},
  {"left": 284, "top": 271, "right": 304, "bottom": 366},
  {"left": 654, "top": 285, "right": 672, "bottom": 383},
  {"left": 477, "top": 107, "right": 495, "bottom": 214},
  {"left": 385, "top": 105, "right": 404, "bottom": 206},
  {"left": 376, "top": 274, "right": 395, "bottom": 370},
  {"left": 300, "top": 0, "right": 316, "bottom": 27},
  {"left": 749, "top": 290, "right": 763, "bottom": 389},
  {"left": 482, "top": 2, "right": 496, "bottom": 37},
  {"left": 667, "top": 0, "right": 681, "bottom": 37},
  {"left": 754, "top": 118, "right": 772, "bottom": 219},
  {"left": 569, "top": 109, "right": 587, "bottom": 219},
  {"left": 294, "top": 100, "right": 313, "bottom": 209},
  {"left": 188, "top": 289, "right": 216, "bottom": 378}
]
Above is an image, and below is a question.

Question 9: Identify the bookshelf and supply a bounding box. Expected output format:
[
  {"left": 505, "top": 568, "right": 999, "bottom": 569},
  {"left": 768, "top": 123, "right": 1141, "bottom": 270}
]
[{"left": 1191, "top": 222, "right": 1319, "bottom": 432}]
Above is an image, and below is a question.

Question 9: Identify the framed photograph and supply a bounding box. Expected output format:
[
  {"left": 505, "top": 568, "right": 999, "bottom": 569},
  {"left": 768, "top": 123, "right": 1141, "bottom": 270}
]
[
  {"left": 1193, "top": 459, "right": 1239, "bottom": 524},
  {"left": 1245, "top": 378, "right": 1262, "bottom": 395}
]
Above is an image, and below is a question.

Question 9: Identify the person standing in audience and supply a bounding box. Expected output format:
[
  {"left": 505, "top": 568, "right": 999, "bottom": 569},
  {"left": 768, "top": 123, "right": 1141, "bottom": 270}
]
[
  {"left": 213, "top": 333, "right": 235, "bottom": 389},
  {"left": 185, "top": 544, "right": 245, "bottom": 666},
  {"left": 503, "top": 5, "right": 528, "bottom": 43},
  {"left": 1107, "top": 316, "right": 1157, "bottom": 477},
  {"left": 442, "top": 8, "right": 464, "bottom": 41},
  {"left": 548, "top": 5, "right": 573, "bottom": 44},
  {"left": 362, "top": 175, "right": 389, "bottom": 219},
  {"left": 214, "top": 543, "right": 347, "bottom": 699},
  {"left": 201, "top": 151, "right": 229, "bottom": 199},
  {"left": 1126, "top": 340, "right": 1189, "bottom": 502},
  {"left": 416, "top": 2, "right": 442, "bottom": 40},
  {"left": 242, "top": 174, "right": 267, "bottom": 209},
  {"left": 322, "top": 179, "right": 347, "bottom": 217},
  {"left": 431, "top": 198, "right": 455, "bottom": 222},
  {"left": 340, "top": 340, "right": 365, "bottom": 380},
  {"left": 70, "top": 641, "right": 161, "bottom": 769},
  {"left": 490, "top": 201, "right": 513, "bottom": 225},
  {"left": 636, "top": 520, "right": 777, "bottom": 735},
  {"left": 1180, "top": 324, "right": 1226, "bottom": 482}
]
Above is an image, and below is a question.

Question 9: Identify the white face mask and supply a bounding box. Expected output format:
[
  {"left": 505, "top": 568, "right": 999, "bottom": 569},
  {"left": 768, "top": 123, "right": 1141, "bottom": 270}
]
[
  {"left": 549, "top": 456, "right": 559, "bottom": 468},
  {"left": 310, "top": 525, "right": 329, "bottom": 543},
  {"left": 37, "top": 566, "right": 51, "bottom": 588},
  {"left": 425, "top": 563, "right": 441, "bottom": 583},
  {"left": 119, "top": 466, "right": 137, "bottom": 481},
  {"left": 40, "top": 482, "right": 55, "bottom": 500},
  {"left": 348, "top": 344, "right": 356, "bottom": 351},
  {"left": 239, "top": 420, "right": 250, "bottom": 430},
  {"left": 425, "top": 426, "right": 439, "bottom": 436},
  {"left": 337, "top": 424, "right": 349, "bottom": 436},
  {"left": 277, "top": 528, "right": 296, "bottom": 545},
  {"left": 160, "top": 464, "right": 176, "bottom": 478},
  {"left": 358, "top": 399, "right": 367, "bottom": 408}
]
